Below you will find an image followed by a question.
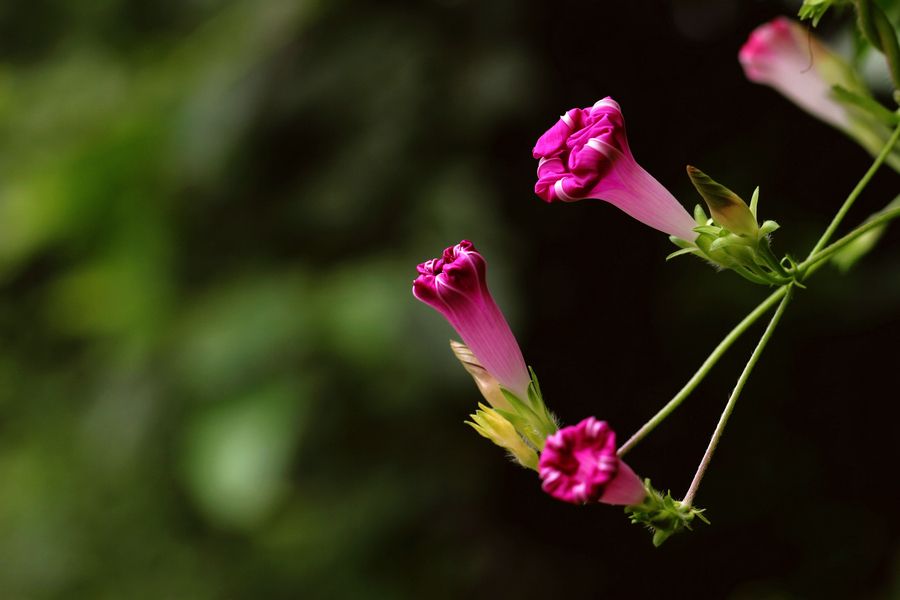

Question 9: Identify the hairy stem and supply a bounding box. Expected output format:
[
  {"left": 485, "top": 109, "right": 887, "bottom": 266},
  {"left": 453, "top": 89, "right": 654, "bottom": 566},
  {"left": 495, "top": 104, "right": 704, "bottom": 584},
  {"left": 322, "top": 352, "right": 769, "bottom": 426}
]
[{"left": 682, "top": 286, "right": 794, "bottom": 507}]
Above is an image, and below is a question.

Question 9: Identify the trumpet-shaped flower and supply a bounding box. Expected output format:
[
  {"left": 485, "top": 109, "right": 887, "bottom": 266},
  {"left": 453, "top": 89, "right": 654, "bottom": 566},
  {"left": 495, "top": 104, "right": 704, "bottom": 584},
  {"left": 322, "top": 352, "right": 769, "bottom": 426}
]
[
  {"left": 739, "top": 17, "right": 857, "bottom": 132},
  {"left": 413, "top": 240, "right": 530, "bottom": 400},
  {"left": 533, "top": 97, "right": 698, "bottom": 241},
  {"left": 538, "top": 417, "right": 646, "bottom": 506},
  {"left": 739, "top": 17, "right": 900, "bottom": 173}
]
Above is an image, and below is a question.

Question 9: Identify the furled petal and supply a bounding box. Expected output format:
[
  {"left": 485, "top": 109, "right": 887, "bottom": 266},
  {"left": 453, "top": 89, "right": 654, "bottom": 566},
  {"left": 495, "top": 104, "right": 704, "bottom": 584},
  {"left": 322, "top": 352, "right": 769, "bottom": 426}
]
[
  {"left": 533, "top": 97, "right": 697, "bottom": 241},
  {"left": 538, "top": 417, "right": 646, "bottom": 506},
  {"left": 413, "top": 241, "right": 530, "bottom": 399}
]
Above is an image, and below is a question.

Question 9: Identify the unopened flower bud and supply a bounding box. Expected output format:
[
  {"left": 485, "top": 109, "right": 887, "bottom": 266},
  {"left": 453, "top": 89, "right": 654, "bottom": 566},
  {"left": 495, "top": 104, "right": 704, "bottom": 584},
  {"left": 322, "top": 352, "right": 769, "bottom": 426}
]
[{"left": 467, "top": 404, "right": 538, "bottom": 470}]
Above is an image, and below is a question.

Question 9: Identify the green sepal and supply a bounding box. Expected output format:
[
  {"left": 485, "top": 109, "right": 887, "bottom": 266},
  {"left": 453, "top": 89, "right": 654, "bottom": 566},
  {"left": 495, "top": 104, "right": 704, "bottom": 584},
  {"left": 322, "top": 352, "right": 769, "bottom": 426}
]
[
  {"left": 832, "top": 85, "right": 899, "bottom": 126},
  {"left": 759, "top": 220, "right": 780, "bottom": 237},
  {"left": 692, "top": 225, "right": 722, "bottom": 236},
  {"left": 693, "top": 204, "right": 709, "bottom": 225},
  {"left": 624, "top": 479, "right": 710, "bottom": 547},
  {"left": 749, "top": 186, "right": 760, "bottom": 219},
  {"left": 526, "top": 367, "right": 559, "bottom": 435},
  {"left": 497, "top": 390, "right": 547, "bottom": 447},
  {"left": 798, "top": 0, "right": 842, "bottom": 27},
  {"left": 708, "top": 234, "right": 754, "bottom": 253},
  {"left": 526, "top": 366, "right": 543, "bottom": 406},
  {"left": 665, "top": 247, "right": 698, "bottom": 261},
  {"left": 668, "top": 235, "right": 696, "bottom": 250},
  {"left": 686, "top": 165, "right": 759, "bottom": 237}
]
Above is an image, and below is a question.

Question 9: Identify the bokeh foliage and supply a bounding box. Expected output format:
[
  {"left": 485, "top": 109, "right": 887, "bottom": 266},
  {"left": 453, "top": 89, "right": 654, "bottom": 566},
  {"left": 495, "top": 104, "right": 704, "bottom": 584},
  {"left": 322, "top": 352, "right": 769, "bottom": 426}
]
[{"left": 0, "top": 0, "right": 897, "bottom": 598}]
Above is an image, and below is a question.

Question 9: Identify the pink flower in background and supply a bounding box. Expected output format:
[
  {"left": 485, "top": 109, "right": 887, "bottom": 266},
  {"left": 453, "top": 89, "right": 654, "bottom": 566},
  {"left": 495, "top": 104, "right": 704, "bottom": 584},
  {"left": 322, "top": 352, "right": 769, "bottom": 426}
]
[
  {"left": 413, "top": 240, "right": 531, "bottom": 400},
  {"left": 533, "top": 97, "right": 698, "bottom": 241},
  {"left": 539, "top": 417, "right": 645, "bottom": 506},
  {"left": 739, "top": 17, "right": 851, "bottom": 131}
]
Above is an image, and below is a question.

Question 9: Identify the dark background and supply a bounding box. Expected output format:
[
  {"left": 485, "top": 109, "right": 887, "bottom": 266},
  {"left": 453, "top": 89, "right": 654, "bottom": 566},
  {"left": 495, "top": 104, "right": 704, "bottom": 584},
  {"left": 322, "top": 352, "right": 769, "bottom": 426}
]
[{"left": 0, "top": 0, "right": 897, "bottom": 598}]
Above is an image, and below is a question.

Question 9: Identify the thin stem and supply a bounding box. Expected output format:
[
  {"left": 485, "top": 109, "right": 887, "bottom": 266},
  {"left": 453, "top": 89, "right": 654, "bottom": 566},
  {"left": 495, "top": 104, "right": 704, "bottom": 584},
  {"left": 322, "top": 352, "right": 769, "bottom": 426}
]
[
  {"left": 618, "top": 135, "right": 900, "bottom": 459},
  {"left": 682, "top": 286, "right": 794, "bottom": 507},
  {"left": 799, "top": 206, "right": 900, "bottom": 270},
  {"left": 806, "top": 122, "right": 900, "bottom": 260},
  {"left": 617, "top": 285, "right": 788, "bottom": 457}
]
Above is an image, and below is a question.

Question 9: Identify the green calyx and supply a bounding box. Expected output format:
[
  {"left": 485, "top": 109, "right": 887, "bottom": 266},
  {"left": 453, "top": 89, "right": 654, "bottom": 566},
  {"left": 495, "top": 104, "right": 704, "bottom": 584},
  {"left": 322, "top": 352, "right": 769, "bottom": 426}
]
[
  {"left": 466, "top": 366, "right": 558, "bottom": 470},
  {"left": 494, "top": 367, "right": 558, "bottom": 452},
  {"left": 670, "top": 167, "right": 795, "bottom": 286},
  {"left": 625, "top": 479, "right": 710, "bottom": 547},
  {"left": 798, "top": 0, "right": 848, "bottom": 27},
  {"left": 687, "top": 166, "right": 758, "bottom": 237}
]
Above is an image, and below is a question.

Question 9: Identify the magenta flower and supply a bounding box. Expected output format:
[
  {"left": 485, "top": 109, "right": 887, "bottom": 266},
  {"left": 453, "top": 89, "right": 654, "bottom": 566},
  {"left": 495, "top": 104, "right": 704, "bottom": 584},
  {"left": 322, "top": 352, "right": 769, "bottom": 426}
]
[
  {"left": 533, "top": 97, "right": 698, "bottom": 241},
  {"left": 539, "top": 417, "right": 645, "bottom": 506},
  {"left": 739, "top": 17, "right": 852, "bottom": 132},
  {"left": 413, "top": 240, "right": 531, "bottom": 400}
]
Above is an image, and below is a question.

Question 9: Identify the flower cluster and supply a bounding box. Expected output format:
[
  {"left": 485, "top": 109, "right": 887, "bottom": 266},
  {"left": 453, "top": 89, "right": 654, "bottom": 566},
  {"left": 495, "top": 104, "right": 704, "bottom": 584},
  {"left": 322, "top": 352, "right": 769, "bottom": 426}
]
[{"left": 411, "top": 6, "right": 900, "bottom": 547}]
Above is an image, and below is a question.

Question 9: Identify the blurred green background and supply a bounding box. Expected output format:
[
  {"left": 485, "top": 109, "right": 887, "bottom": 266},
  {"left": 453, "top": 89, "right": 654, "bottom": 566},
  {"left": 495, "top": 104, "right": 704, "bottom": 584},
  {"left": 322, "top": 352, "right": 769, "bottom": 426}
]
[{"left": 0, "top": 0, "right": 897, "bottom": 597}]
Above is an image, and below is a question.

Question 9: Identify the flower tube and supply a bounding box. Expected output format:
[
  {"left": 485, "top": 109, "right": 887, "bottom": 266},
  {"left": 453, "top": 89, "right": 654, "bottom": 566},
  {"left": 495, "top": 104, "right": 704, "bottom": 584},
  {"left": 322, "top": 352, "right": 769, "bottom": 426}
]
[
  {"left": 533, "top": 97, "right": 698, "bottom": 241},
  {"left": 413, "top": 240, "right": 531, "bottom": 400},
  {"left": 739, "top": 17, "right": 857, "bottom": 132},
  {"left": 538, "top": 417, "right": 646, "bottom": 506}
]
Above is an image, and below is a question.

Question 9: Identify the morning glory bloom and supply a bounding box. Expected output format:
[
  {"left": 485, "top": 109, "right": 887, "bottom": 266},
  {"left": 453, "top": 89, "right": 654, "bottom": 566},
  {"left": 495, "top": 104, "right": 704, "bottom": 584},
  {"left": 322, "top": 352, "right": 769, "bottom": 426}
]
[
  {"left": 538, "top": 417, "right": 646, "bottom": 506},
  {"left": 739, "top": 17, "right": 854, "bottom": 132},
  {"left": 533, "top": 97, "right": 698, "bottom": 241}
]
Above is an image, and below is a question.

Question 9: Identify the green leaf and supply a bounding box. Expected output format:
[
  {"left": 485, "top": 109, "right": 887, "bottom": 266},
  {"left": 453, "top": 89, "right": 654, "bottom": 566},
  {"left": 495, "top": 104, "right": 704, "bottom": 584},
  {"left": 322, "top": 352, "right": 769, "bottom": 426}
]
[{"left": 832, "top": 195, "right": 900, "bottom": 270}]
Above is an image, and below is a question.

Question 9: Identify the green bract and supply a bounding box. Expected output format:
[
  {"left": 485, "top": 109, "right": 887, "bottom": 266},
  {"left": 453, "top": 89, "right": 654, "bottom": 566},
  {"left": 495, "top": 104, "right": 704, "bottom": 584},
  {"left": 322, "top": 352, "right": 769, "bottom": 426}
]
[
  {"left": 625, "top": 480, "right": 710, "bottom": 547},
  {"left": 668, "top": 167, "right": 792, "bottom": 286}
]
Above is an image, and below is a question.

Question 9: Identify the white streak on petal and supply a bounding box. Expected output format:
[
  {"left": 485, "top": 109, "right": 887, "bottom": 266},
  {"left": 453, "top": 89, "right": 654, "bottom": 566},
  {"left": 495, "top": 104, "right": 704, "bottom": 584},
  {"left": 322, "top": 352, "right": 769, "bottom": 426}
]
[
  {"left": 554, "top": 178, "right": 575, "bottom": 201},
  {"left": 537, "top": 156, "right": 561, "bottom": 176},
  {"left": 592, "top": 98, "right": 620, "bottom": 112},
  {"left": 586, "top": 138, "right": 613, "bottom": 156}
]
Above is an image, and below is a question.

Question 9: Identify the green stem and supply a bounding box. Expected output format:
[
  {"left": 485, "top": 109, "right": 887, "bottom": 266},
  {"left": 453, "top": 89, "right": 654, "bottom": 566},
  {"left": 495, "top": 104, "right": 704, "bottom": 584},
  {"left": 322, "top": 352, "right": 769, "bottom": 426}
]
[
  {"left": 682, "top": 286, "right": 794, "bottom": 507},
  {"left": 757, "top": 242, "right": 790, "bottom": 280},
  {"left": 799, "top": 206, "right": 900, "bottom": 270},
  {"left": 617, "top": 285, "right": 788, "bottom": 457},
  {"left": 805, "top": 121, "right": 900, "bottom": 260},
  {"left": 619, "top": 127, "right": 900, "bottom": 458}
]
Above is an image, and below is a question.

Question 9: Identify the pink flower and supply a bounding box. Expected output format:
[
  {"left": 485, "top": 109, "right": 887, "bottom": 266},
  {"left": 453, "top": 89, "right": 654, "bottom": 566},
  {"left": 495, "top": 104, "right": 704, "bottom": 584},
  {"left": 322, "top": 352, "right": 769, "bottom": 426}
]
[
  {"left": 539, "top": 417, "right": 645, "bottom": 506},
  {"left": 413, "top": 240, "right": 531, "bottom": 400},
  {"left": 533, "top": 97, "right": 698, "bottom": 241},
  {"left": 739, "top": 17, "right": 852, "bottom": 132}
]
